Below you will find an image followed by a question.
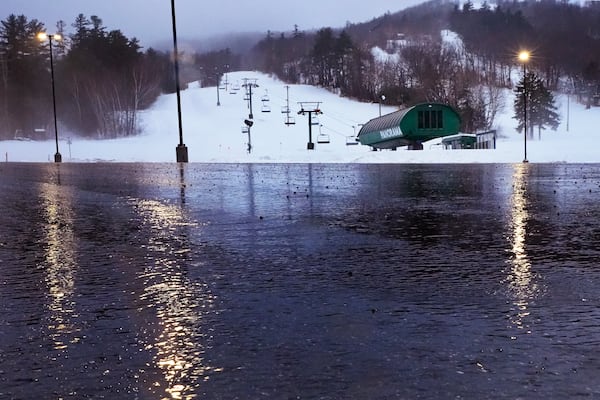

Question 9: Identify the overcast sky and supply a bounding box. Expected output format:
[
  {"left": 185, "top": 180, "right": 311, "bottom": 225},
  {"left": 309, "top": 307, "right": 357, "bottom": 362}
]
[{"left": 0, "top": 0, "right": 425, "bottom": 47}]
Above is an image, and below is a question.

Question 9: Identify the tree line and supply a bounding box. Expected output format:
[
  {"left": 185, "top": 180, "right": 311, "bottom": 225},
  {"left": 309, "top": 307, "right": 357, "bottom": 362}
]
[
  {"left": 0, "top": 13, "right": 176, "bottom": 140},
  {"left": 449, "top": 0, "right": 600, "bottom": 97},
  {"left": 0, "top": 13, "right": 249, "bottom": 141}
]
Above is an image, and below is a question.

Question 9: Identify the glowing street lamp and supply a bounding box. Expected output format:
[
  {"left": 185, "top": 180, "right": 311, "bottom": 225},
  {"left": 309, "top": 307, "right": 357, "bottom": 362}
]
[
  {"left": 38, "top": 32, "right": 62, "bottom": 163},
  {"left": 518, "top": 50, "right": 530, "bottom": 163}
]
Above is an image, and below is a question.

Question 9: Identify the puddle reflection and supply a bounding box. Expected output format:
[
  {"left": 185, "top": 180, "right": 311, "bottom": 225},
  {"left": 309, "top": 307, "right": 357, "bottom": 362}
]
[
  {"left": 179, "top": 164, "right": 186, "bottom": 206},
  {"left": 40, "top": 180, "right": 79, "bottom": 350},
  {"left": 506, "top": 163, "right": 537, "bottom": 331},
  {"left": 131, "top": 198, "right": 220, "bottom": 399}
]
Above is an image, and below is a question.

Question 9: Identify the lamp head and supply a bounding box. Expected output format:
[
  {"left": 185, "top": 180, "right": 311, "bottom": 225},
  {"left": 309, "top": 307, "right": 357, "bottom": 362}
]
[
  {"left": 37, "top": 32, "right": 62, "bottom": 41},
  {"left": 518, "top": 51, "right": 530, "bottom": 63}
]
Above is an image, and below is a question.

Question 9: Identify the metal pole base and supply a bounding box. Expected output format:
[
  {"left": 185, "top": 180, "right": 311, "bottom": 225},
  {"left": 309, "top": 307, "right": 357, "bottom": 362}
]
[
  {"left": 54, "top": 152, "right": 62, "bottom": 163},
  {"left": 176, "top": 144, "right": 189, "bottom": 163},
  {"left": 307, "top": 142, "right": 315, "bottom": 150}
]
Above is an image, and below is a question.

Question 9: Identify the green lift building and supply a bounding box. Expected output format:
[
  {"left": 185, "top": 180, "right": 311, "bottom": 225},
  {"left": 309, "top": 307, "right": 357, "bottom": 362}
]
[{"left": 357, "top": 103, "right": 461, "bottom": 150}]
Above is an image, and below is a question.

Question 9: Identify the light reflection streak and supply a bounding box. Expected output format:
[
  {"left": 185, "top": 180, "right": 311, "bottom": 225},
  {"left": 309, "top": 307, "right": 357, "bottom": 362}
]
[
  {"left": 40, "top": 181, "right": 79, "bottom": 350},
  {"left": 506, "top": 164, "right": 536, "bottom": 330},
  {"left": 179, "top": 164, "right": 186, "bottom": 205},
  {"left": 130, "top": 198, "right": 220, "bottom": 399}
]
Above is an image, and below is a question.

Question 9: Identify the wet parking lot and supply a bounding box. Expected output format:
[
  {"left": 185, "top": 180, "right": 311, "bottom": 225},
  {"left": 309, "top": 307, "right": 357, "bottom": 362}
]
[{"left": 1, "top": 162, "right": 600, "bottom": 399}]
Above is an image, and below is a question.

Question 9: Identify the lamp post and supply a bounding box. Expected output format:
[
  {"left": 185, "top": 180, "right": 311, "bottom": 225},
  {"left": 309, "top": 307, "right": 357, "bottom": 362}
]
[
  {"left": 215, "top": 67, "right": 222, "bottom": 106},
  {"left": 171, "top": 0, "right": 188, "bottom": 162},
  {"left": 379, "top": 94, "right": 386, "bottom": 117},
  {"left": 38, "top": 32, "right": 62, "bottom": 163},
  {"left": 518, "top": 50, "right": 530, "bottom": 163}
]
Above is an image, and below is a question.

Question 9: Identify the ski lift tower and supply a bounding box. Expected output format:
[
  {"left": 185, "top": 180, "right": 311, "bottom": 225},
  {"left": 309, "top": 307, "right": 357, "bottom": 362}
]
[
  {"left": 242, "top": 78, "right": 259, "bottom": 119},
  {"left": 297, "top": 102, "right": 322, "bottom": 150}
]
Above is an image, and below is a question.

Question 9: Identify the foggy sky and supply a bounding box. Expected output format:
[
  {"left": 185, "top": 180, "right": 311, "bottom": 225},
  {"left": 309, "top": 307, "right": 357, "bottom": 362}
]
[{"left": 0, "top": 0, "right": 424, "bottom": 47}]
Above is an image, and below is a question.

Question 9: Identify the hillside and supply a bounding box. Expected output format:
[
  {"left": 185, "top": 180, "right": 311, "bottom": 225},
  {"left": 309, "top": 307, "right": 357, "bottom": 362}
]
[
  {"left": 237, "top": 0, "right": 600, "bottom": 142},
  {"left": 2, "top": 70, "right": 599, "bottom": 163}
]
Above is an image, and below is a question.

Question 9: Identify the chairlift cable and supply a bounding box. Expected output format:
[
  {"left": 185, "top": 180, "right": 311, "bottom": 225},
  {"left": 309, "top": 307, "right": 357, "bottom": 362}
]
[
  {"left": 320, "top": 124, "right": 349, "bottom": 138},
  {"left": 321, "top": 110, "right": 363, "bottom": 127}
]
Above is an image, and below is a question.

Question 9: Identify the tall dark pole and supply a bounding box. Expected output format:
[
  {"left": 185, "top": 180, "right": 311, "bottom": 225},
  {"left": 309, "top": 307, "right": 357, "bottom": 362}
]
[
  {"left": 248, "top": 84, "right": 254, "bottom": 119},
  {"left": 308, "top": 112, "right": 314, "bottom": 149},
  {"left": 172, "top": 0, "right": 188, "bottom": 162},
  {"left": 216, "top": 67, "right": 224, "bottom": 106},
  {"left": 48, "top": 36, "right": 61, "bottom": 163},
  {"left": 242, "top": 78, "right": 258, "bottom": 120},
  {"left": 519, "top": 50, "right": 529, "bottom": 163}
]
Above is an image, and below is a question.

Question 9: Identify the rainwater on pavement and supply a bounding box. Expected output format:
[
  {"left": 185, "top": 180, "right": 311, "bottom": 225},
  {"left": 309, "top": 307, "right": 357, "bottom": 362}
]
[{"left": 1, "top": 162, "right": 600, "bottom": 399}]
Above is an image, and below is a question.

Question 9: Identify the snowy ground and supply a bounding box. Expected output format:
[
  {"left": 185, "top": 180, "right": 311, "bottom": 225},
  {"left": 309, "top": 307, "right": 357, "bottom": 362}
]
[{"left": 2, "top": 70, "right": 598, "bottom": 163}]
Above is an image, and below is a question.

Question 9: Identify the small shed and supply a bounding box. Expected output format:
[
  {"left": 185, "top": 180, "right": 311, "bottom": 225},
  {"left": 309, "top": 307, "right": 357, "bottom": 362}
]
[
  {"left": 475, "top": 130, "right": 496, "bottom": 149},
  {"left": 357, "top": 103, "right": 461, "bottom": 150},
  {"left": 442, "top": 130, "right": 497, "bottom": 150},
  {"left": 442, "top": 134, "right": 477, "bottom": 149}
]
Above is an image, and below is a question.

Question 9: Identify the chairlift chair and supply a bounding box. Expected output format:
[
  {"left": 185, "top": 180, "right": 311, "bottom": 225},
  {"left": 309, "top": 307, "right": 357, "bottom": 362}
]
[
  {"left": 284, "top": 116, "right": 296, "bottom": 126},
  {"left": 317, "top": 132, "right": 330, "bottom": 144},
  {"left": 261, "top": 103, "right": 271, "bottom": 113},
  {"left": 346, "top": 136, "right": 359, "bottom": 145},
  {"left": 261, "top": 89, "right": 270, "bottom": 103},
  {"left": 281, "top": 105, "right": 290, "bottom": 114}
]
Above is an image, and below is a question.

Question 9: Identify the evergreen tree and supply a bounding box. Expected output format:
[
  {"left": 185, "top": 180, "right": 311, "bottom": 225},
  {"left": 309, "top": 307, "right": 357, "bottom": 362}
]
[
  {"left": 312, "top": 27, "right": 336, "bottom": 87},
  {"left": 0, "top": 14, "right": 48, "bottom": 139},
  {"left": 514, "top": 71, "right": 560, "bottom": 139},
  {"left": 333, "top": 30, "right": 354, "bottom": 91}
]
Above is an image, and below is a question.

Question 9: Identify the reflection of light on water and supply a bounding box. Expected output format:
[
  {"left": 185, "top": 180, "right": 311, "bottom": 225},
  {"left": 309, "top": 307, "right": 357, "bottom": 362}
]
[
  {"left": 506, "top": 164, "right": 536, "bottom": 330},
  {"left": 41, "top": 182, "right": 79, "bottom": 350},
  {"left": 131, "top": 198, "right": 220, "bottom": 399}
]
